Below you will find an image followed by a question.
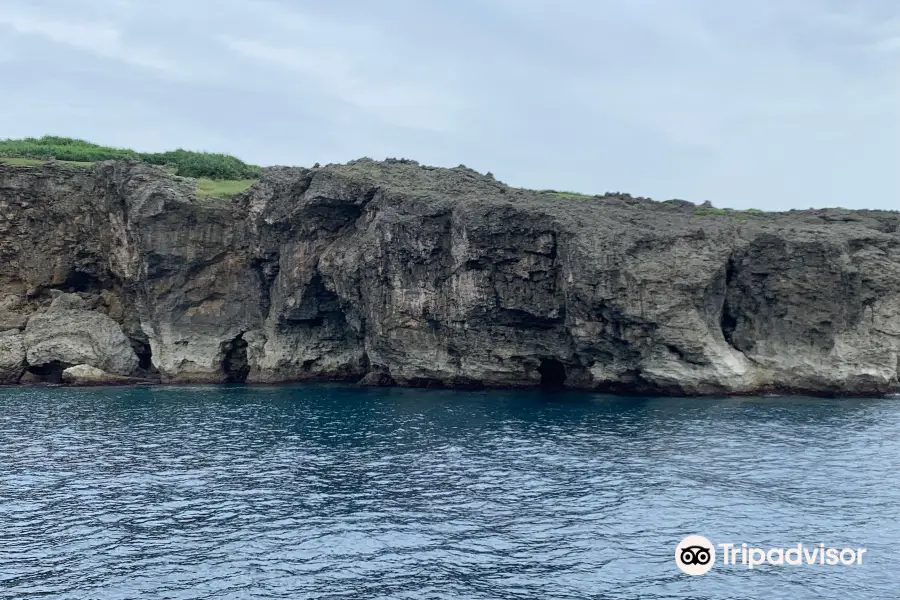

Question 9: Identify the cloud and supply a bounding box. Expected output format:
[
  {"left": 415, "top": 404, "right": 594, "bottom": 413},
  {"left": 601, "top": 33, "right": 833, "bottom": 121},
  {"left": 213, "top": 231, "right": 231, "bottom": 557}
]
[
  {"left": 0, "top": 0, "right": 896, "bottom": 209},
  {"left": 207, "top": 0, "right": 472, "bottom": 133},
  {"left": 0, "top": 5, "right": 188, "bottom": 80},
  {"left": 216, "top": 34, "right": 467, "bottom": 133}
]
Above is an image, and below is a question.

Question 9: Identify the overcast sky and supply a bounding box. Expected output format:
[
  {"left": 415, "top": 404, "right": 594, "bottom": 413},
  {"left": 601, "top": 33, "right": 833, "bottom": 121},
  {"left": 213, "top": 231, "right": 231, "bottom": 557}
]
[{"left": 0, "top": 0, "right": 897, "bottom": 209}]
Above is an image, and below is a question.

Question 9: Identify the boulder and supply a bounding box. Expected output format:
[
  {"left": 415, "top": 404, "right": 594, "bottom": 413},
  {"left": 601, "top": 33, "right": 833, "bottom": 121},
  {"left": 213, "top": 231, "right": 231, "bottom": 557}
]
[
  {"left": 48, "top": 292, "right": 90, "bottom": 311},
  {"left": 61, "top": 364, "right": 140, "bottom": 386},
  {"left": 24, "top": 310, "right": 138, "bottom": 376}
]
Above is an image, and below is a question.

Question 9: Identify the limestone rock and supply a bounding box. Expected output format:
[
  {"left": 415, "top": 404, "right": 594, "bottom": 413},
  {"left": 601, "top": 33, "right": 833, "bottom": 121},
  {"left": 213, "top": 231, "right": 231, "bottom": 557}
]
[
  {"left": 48, "top": 292, "right": 90, "bottom": 311},
  {"left": 359, "top": 371, "right": 396, "bottom": 387},
  {"left": 0, "top": 294, "right": 28, "bottom": 331},
  {"left": 0, "top": 312, "right": 27, "bottom": 332},
  {"left": 24, "top": 310, "right": 139, "bottom": 375},
  {"left": 0, "top": 330, "right": 26, "bottom": 383},
  {"left": 3, "top": 158, "right": 900, "bottom": 395},
  {"left": 61, "top": 364, "right": 139, "bottom": 386}
]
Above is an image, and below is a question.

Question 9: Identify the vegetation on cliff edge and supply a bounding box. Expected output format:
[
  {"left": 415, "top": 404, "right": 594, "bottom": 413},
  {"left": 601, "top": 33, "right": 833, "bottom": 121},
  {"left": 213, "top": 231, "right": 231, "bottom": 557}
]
[
  {"left": 0, "top": 136, "right": 261, "bottom": 180},
  {"left": 1, "top": 138, "right": 773, "bottom": 207}
]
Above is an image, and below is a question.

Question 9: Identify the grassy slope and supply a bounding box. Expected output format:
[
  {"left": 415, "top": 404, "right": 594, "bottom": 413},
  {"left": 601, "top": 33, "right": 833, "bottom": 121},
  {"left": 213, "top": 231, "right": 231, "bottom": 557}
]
[
  {"left": 0, "top": 156, "right": 94, "bottom": 167},
  {"left": 194, "top": 178, "right": 259, "bottom": 197},
  {"left": 0, "top": 136, "right": 260, "bottom": 197}
]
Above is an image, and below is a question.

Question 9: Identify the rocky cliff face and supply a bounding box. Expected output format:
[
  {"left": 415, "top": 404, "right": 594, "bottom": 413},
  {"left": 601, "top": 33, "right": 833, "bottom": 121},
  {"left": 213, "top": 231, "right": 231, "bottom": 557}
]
[{"left": 2, "top": 159, "right": 900, "bottom": 395}]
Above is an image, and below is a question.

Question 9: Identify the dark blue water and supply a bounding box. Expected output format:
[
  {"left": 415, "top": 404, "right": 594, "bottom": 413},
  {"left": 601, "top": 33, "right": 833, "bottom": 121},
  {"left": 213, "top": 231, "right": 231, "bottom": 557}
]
[{"left": 0, "top": 385, "right": 897, "bottom": 599}]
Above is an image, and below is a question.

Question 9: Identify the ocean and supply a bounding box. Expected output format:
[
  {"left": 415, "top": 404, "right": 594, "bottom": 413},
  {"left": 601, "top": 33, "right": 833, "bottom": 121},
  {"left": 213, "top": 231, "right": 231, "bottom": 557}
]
[{"left": 1, "top": 385, "right": 896, "bottom": 598}]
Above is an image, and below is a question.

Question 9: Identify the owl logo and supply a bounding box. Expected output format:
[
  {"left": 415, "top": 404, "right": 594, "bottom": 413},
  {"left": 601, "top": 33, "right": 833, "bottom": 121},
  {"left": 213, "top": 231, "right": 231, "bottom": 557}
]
[
  {"left": 680, "top": 545, "right": 712, "bottom": 565},
  {"left": 675, "top": 536, "right": 716, "bottom": 575}
]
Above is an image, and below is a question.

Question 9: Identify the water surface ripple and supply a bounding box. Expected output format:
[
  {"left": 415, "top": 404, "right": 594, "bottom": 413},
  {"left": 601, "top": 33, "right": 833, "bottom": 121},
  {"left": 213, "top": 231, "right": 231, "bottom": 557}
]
[{"left": 0, "top": 386, "right": 897, "bottom": 598}]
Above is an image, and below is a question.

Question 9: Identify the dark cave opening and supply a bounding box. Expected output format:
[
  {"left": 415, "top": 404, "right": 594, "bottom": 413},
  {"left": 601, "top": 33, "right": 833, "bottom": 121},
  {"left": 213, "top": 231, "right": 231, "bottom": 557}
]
[
  {"left": 59, "top": 270, "right": 102, "bottom": 294},
  {"left": 538, "top": 358, "right": 567, "bottom": 388},
  {"left": 27, "top": 361, "right": 71, "bottom": 384},
  {"left": 222, "top": 334, "right": 249, "bottom": 383}
]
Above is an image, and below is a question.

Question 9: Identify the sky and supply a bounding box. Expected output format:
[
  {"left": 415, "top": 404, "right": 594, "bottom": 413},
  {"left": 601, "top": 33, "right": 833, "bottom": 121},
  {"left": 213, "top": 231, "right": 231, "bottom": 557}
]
[{"left": 0, "top": 0, "right": 897, "bottom": 210}]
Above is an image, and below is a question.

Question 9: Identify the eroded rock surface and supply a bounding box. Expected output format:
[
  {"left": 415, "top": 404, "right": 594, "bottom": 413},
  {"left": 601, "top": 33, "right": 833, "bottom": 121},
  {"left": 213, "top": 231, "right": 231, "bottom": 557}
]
[
  {"left": 2, "top": 158, "right": 900, "bottom": 395},
  {"left": 24, "top": 308, "right": 139, "bottom": 376},
  {"left": 0, "top": 330, "right": 26, "bottom": 383}
]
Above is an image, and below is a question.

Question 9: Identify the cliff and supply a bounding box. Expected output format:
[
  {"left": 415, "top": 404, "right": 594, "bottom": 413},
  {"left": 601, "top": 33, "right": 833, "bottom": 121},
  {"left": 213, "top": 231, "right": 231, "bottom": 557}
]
[{"left": 2, "top": 159, "right": 900, "bottom": 395}]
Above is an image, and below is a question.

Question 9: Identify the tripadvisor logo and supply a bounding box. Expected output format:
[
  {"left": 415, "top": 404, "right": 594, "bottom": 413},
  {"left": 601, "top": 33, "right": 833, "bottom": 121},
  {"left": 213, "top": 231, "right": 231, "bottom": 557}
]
[
  {"left": 675, "top": 535, "right": 867, "bottom": 575},
  {"left": 676, "top": 535, "right": 716, "bottom": 575}
]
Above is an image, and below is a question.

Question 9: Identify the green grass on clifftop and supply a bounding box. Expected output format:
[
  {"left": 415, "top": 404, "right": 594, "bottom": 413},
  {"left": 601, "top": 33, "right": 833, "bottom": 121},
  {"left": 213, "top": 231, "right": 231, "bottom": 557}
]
[
  {"left": 0, "top": 136, "right": 261, "bottom": 180},
  {"left": 0, "top": 156, "right": 94, "bottom": 167},
  {"left": 195, "top": 178, "right": 258, "bottom": 197}
]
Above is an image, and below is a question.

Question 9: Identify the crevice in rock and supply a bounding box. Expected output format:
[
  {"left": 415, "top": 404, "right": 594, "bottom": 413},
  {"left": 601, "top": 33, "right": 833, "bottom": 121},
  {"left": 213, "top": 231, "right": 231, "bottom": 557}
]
[
  {"left": 538, "top": 358, "right": 567, "bottom": 388},
  {"left": 719, "top": 257, "right": 739, "bottom": 348},
  {"left": 251, "top": 252, "right": 280, "bottom": 320},
  {"left": 363, "top": 186, "right": 380, "bottom": 205},
  {"left": 660, "top": 341, "right": 681, "bottom": 359},
  {"left": 222, "top": 333, "right": 249, "bottom": 383},
  {"left": 494, "top": 307, "right": 565, "bottom": 330},
  {"left": 129, "top": 335, "right": 157, "bottom": 374}
]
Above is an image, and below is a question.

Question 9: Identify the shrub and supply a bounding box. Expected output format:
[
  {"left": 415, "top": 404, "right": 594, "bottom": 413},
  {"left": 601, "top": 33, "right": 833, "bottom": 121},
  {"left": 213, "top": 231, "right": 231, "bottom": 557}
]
[{"left": 0, "top": 136, "right": 260, "bottom": 180}]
